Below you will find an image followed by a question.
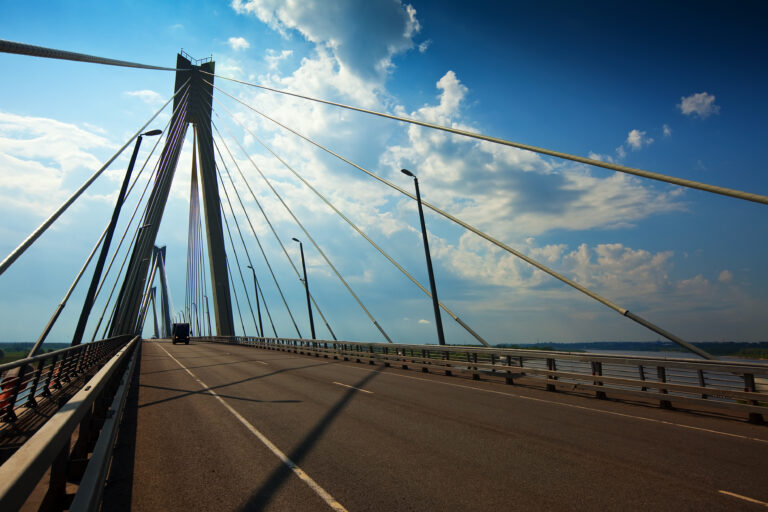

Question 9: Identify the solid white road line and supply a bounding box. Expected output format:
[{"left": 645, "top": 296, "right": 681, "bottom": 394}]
[
  {"left": 719, "top": 490, "right": 768, "bottom": 507},
  {"left": 332, "top": 381, "right": 373, "bottom": 394},
  {"left": 157, "top": 344, "right": 347, "bottom": 512}
]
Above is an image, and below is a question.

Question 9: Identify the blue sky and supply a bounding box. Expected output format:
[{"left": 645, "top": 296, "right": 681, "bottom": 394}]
[{"left": 1, "top": 0, "right": 767, "bottom": 345}]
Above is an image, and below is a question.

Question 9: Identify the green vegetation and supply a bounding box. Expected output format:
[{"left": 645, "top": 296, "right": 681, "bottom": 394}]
[{"left": 0, "top": 343, "right": 69, "bottom": 364}]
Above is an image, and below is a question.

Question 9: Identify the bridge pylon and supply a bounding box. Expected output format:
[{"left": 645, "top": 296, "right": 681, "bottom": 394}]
[{"left": 110, "top": 52, "right": 235, "bottom": 337}]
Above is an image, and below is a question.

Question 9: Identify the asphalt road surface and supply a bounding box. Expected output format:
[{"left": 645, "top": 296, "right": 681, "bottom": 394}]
[{"left": 103, "top": 340, "right": 768, "bottom": 511}]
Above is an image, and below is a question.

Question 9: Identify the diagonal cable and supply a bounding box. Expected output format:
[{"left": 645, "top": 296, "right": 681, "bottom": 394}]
[
  {"left": 202, "top": 74, "right": 767, "bottom": 206},
  {"left": 0, "top": 78, "right": 189, "bottom": 278},
  {"left": 209, "top": 86, "right": 713, "bottom": 359},
  {"left": 211, "top": 140, "right": 301, "bottom": 338},
  {"left": 207, "top": 121, "right": 393, "bottom": 343},
  {"left": 0, "top": 39, "right": 183, "bottom": 71},
  {"left": 214, "top": 109, "right": 488, "bottom": 346}
]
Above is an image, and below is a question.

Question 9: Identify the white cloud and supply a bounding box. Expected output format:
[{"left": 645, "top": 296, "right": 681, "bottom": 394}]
[
  {"left": 718, "top": 269, "right": 733, "bottom": 283},
  {"left": 231, "top": 0, "right": 420, "bottom": 83},
  {"left": 125, "top": 89, "right": 164, "bottom": 106},
  {"left": 418, "top": 318, "right": 430, "bottom": 324},
  {"left": 678, "top": 92, "right": 720, "bottom": 118},
  {"left": 418, "top": 39, "right": 431, "bottom": 53},
  {"left": 265, "top": 49, "right": 293, "bottom": 69},
  {"left": 663, "top": 124, "right": 672, "bottom": 137},
  {"left": 228, "top": 36, "right": 251, "bottom": 51},
  {"left": 380, "top": 72, "right": 682, "bottom": 238},
  {"left": 0, "top": 111, "right": 112, "bottom": 214},
  {"left": 625, "top": 129, "right": 653, "bottom": 150}
]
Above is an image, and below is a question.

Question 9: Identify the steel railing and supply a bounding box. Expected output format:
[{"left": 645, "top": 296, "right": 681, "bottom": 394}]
[
  {"left": 0, "top": 335, "right": 133, "bottom": 427},
  {"left": 196, "top": 336, "right": 768, "bottom": 423},
  {"left": 0, "top": 336, "right": 139, "bottom": 512}
]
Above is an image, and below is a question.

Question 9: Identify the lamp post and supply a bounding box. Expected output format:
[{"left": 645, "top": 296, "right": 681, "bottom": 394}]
[
  {"left": 204, "top": 294, "right": 212, "bottom": 336},
  {"left": 292, "top": 237, "right": 316, "bottom": 340},
  {"left": 192, "top": 302, "right": 199, "bottom": 337},
  {"left": 246, "top": 265, "right": 263, "bottom": 337},
  {"left": 70, "top": 129, "right": 162, "bottom": 347},
  {"left": 401, "top": 169, "right": 446, "bottom": 346}
]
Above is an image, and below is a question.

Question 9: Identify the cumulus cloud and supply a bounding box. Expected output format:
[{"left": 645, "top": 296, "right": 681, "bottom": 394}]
[
  {"left": 625, "top": 129, "right": 653, "bottom": 150},
  {"left": 418, "top": 318, "right": 430, "bottom": 324},
  {"left": 718, "top": 269, "right": 733, "bottom": 283},
  {"left": 0, "top": 111, "right": 112, "bottom": 214},
  {"left": 228, "top": 36, "right": 251, "bottom": 51},
  {"left": 231, "top": 0, "right": 420, "bottom": 83},
  {"left": 418, "top": 39, "right": 432, "bottom": 53},
  {"left": 663, "top": 124, "right": 672, "bottom": 137},
  {"left": 678, "top": 92, "right": 720, "bottom": 118},
  {"left": 125, "top": 89, "right": 164, "bottom": 106},
  {"left": 265, "top": 48, "right": 293, "bottom": 69},
  {"left": 380, "top": 72, "right": 682, "bottom": 238}
]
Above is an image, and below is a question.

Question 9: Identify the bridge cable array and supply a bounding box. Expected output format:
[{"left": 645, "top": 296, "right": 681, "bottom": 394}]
[
  {"left": 110, "top": 85, "right": 193, "bottom": 336},
  {"left": 93, "top": 87, "right": 191, "bottom": 340},
  {"left": 203, "top": 71, "right": 768, "bottom": 206},
  {"left": 218, "top": 190, "right": 278, "bottom": 338},
  {"left": 204, "top": 132, "right": 300, "bottom": 338},
  {"left": 214, "top": 161, "right": 282, "bottom": 337},
  {"left": 208, "top": 80, "right": 714, "bottom": 358},
  {"left": 213, "top": 103, "right": 489, "bottom": 346},
  {"left": 195, "top": 122, "right": 297, "bottom": 338},
  {"left": 0, "top": 78, "right": 190, "bottom": 280},
  {"left": 212, "top": 122, "right": 338, "bottom": 341},
  {"left": 24, "top": 83, "right": 189, "bottom": 354},
  {"left": 207, "top": 117, "right": 393, "bottom": 343}
]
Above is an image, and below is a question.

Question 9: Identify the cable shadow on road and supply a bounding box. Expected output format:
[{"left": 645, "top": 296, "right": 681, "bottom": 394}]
[
  {"left": 138, "top": 383, "right": 301, "bottom": 406},
  {"left": 137, "top": 360, "right": 335, "bottom": 409},
  {"left": 142, "top": 357, "right": 276, "bottom": 375},
  {"left": 239, "top": 367, "right": 382, "bottom": 511}
]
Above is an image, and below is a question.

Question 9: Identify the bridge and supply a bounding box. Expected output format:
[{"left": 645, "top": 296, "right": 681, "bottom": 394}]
[{"left": 0, "top": 40, "right": 767, "bottom": 511}]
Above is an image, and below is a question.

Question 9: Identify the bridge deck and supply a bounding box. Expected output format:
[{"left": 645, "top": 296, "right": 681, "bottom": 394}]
[{"left": 103, "top": 340, "right": 768, "bottom": 511}]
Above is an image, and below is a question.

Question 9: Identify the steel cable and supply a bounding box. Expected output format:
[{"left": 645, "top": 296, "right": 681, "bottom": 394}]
[
  {"left": 212, "top": 122, "right": 337, "bottom": 340},
  {"left": 213, "top": 110, "right": 488, "bottom": 346},
  {"left": 0, "top": 39, "right": 184, "bottom": 71},
  {"left": 208, "top": 86, "right": 713, "bottom": 358},
  {"left": 206, "top": 122, "right": 393, "bottom": 343},
  {"left": 202, "top": 74, "right": 768, "bottom": 206}
]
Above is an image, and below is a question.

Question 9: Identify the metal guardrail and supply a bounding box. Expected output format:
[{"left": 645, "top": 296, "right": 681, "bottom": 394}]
[
  {"left": 0, "top": 336, "right": 139, "bottom": 512},
  {"left": 197, "top": 336, "right": 768, "bottom": 423},
  {"left": 0, "top": 335, "right": 134, "bottom": 427}
]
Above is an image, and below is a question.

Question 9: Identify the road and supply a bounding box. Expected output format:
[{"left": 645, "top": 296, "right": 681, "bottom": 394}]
[{"left": 103, "top": 340, "right": 768, "bottom": 511}]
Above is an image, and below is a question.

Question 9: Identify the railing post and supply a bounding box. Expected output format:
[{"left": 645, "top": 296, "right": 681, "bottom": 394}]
[
  {"left": 24, "top": 359, "right": 47, "bottom": 409},
  {"left": 591, "top": 361, "right": 606, "bottom": 400},
  {"left": 472, "top": 352, "right": 479, "bottom": 380},
  {"left": 638, "top": 364, "right": 647, "bottom": 392},
  {"left": 744, "top": 373, "right": 765, "bottom": 425},
  {"left": 697, "top": 369, "right": 707, "bottom": 399},
  {"left": 657, "top": 366, "right": 672, "bottom": 409},
  {"left": 546, "top": 358, "right": 557, "bottom": 392},
  {"left": 505, "top": 355, "right": 513, "bottom": 385}
]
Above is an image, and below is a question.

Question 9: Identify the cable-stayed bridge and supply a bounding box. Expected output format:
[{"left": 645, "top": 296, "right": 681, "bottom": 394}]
[{"left": 0, "top": 41, "right": 766, "bottom": 511}]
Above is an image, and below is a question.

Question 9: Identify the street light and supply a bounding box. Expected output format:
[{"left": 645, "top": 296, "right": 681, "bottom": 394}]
[
  {"left": 401, "top": 168, "right": 446, "bottom": 346},
  {"left": 203, "top": 294, "right": 212, "bottom": 336},
  {"left": 292, "top": 237, "right": 316, "bottom": 340},
  {"left": 70, "top": 129, "right": 163, "bottom": 346},
  {"left": 246, "top": 265, "right": 263, "bottom": 337}
]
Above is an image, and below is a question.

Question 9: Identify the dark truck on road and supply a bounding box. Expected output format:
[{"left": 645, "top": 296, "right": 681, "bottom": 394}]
[{"left": 172, "top": 323, "right": 190, "bottom": 345}]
